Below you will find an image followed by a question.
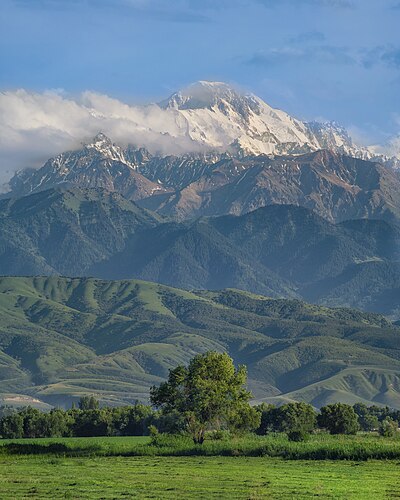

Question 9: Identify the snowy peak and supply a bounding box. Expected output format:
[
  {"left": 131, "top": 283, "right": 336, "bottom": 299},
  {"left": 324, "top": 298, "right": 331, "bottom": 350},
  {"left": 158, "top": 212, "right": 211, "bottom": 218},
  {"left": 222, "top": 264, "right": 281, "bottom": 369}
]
[
  {"left": 8, "top": 133, "right": 168, "bottom": 201},
  {"left": 158, "top": 81, "right": 318, "bottom": 156},
  {"left": 82, "top": 133, "right": 130, "bottom": 164},
  {"left": 156, "top": 81, "right": 393, "bottom": 162},
  {"left": 160, "top": 81, "right": 261, "bottom": 118},
  {"left": 160, "top": 81, "right": 236, "bottom": 108},
  {"left": 85, "top": 132, "right": 113, "bottom": 150},
  {"left": 304, "top": 121, "right": 373, "bottom": 159},
  {"left": 307, "top": 121, "right": 354, "bottom": 149}
]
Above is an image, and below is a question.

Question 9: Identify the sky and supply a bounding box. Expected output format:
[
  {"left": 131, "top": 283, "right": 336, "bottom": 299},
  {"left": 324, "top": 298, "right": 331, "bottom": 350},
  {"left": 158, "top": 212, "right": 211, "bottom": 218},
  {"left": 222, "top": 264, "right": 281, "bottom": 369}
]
[{"left": 0, "top": 0, "right": 400, "bottom": 181}]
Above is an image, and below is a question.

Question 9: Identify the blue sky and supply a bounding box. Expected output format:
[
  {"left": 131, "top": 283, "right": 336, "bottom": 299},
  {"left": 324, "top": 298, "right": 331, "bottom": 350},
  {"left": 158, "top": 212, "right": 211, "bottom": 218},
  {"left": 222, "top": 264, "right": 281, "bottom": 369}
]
[{"left": 1, "top": 0, "right": 400, "bottom": 145}]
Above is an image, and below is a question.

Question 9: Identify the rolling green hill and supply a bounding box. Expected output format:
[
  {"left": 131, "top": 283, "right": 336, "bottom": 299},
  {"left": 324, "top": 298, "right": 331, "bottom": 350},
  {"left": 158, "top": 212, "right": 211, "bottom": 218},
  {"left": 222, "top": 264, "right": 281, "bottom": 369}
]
[{"left": 0, "top": 276, "right": 399, "bottom": 408}]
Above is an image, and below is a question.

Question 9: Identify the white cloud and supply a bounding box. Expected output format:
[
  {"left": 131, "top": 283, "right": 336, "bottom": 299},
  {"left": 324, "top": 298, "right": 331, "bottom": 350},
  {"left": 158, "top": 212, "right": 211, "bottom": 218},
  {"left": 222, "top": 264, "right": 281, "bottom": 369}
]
[{"left": 0, "top": 88, "right": 203, "bottom": 185}]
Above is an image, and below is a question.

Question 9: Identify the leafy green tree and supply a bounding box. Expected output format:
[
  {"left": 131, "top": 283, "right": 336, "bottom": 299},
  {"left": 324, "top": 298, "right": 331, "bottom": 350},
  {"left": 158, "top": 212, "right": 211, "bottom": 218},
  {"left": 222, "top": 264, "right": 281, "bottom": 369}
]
[
  {"left": 353, "top": 403, "right": 379, "bottom": 431},
  {"left": 277, "top": 402, "right": 316, "bottom": 441},
  {"left": 0, "top": 406, "right": 15, "bottom": 419},
  {"left": 150, "top": 351, "right": 259, "bottom": 444},
  {"left": 78, "top": 396, "right": 99, "bottom": 411},
  {"left": 19, "top": 407, "right": 44, "bottom": 438},
  {"left": 228, "top": 401, "right": 261, "bottom": 435},
  {"left": 72, "top": 409, "right": 112, "bottom": 437},
  {"left": 318, "top": 403, "right": 360, "bottom": 435},
  {"left": 152, "top": 410, "right": 186, "bottom": 435},
  {"left": 45, "top": 409, "right": 72, "bottom": 437},
  {"left": 255, "top": 403, "right": 279, "bottom": 435},
  {"left": 113, "top": 403, "right": 154, "bottom": 436},
  {"left": 0, "top": 412, "right": 24, "bottom": 438},
  {"left": 379, "top": 417, "right": 398, "bottom": 438}
]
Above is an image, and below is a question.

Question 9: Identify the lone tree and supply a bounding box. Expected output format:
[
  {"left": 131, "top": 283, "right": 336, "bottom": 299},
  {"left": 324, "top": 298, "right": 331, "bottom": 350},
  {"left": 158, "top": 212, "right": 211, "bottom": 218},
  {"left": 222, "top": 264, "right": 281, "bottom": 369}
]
[{"left": 150, "top": 351, "right": 260, "bottom": 444}]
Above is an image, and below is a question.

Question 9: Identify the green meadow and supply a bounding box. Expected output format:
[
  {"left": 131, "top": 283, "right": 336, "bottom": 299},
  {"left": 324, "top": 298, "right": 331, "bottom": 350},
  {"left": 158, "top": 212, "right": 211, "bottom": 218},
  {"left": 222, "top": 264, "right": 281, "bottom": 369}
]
[
  {"left": 1, "top": 435, "right": 400, "bottom": 498},
  {"left": 2, "top": 433, "right": 400, "bottom": 460},
  {"left": 1, "top": 454, "right": 400, "bottom": 499}
]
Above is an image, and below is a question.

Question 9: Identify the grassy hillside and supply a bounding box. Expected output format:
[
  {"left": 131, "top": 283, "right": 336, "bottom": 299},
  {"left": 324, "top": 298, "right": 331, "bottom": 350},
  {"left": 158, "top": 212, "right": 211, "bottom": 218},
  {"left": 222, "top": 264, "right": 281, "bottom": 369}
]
[{"left": 0, "top": 276, "right": 399, "bottom": 408}]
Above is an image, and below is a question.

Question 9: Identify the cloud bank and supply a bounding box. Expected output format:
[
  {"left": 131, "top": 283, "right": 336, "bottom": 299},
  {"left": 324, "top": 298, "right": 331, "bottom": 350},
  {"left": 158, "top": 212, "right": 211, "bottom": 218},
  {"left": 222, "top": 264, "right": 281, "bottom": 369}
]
[{"left": 0, "top": 88, "right": 206, "bottom": 184}]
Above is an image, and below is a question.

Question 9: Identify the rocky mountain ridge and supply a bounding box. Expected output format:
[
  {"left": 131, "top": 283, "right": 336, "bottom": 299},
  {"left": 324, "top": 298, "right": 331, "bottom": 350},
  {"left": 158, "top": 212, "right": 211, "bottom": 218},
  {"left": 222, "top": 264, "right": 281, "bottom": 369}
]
[
  {"left": 7, "top": 138, "right": 400, "bottom": 224},
  {"left": 5, "top": 80, "right": 399, "bottom": 199}
]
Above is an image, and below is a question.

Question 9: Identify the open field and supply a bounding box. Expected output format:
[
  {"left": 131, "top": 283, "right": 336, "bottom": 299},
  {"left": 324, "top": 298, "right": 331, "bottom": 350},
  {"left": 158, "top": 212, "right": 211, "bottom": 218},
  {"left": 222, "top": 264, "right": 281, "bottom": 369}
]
[
  {"left": 1, "top": 454, "right": 400, "bottom": 499},
  {"left": 2, "top": 435, "right": 400, "bottom": 498}
]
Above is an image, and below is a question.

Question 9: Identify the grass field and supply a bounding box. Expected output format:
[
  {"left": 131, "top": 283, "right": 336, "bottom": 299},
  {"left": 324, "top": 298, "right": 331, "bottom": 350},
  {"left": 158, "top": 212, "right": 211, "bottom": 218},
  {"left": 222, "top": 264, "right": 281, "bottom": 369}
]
[
  {"left": 1, "top": 454, "right": 400, "bottom": 499},
  {"left": 2, "top": 435, "right": 400, "bottom": 498}
]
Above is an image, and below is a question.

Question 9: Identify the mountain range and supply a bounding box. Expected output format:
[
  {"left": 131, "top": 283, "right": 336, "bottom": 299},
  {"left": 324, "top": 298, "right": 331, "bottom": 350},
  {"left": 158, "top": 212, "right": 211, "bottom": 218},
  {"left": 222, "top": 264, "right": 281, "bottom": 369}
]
[
  {"left": 157, "top": 81, "right": 376, "bottom": 159},
  {"left": 4, "top": 82, "right": 400, "bottom": 225},
  {"left": 1, "top": 81, "right": 400, "bottom": 410},
  {"left": 6, "top": 134, "right": 400, "bottom": 224},
  {"left": 0, "top": 186, "right": 398, "bottom": 319},
  {"left": 0, "top": 276, "right": 399, "bottom": 409}
]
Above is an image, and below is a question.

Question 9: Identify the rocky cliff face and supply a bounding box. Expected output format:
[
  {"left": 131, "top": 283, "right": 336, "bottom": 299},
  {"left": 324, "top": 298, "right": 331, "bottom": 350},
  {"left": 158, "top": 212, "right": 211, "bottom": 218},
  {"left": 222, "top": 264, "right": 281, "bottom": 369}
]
[
  {"left": 7, "top": 137, "right": 400, "bottom": 224},
  {"left": 139, "top": 150, "right": 400, "bottom": 223},
  {"left": 8, "top": 133, "right": 170, "bottom": 202}
]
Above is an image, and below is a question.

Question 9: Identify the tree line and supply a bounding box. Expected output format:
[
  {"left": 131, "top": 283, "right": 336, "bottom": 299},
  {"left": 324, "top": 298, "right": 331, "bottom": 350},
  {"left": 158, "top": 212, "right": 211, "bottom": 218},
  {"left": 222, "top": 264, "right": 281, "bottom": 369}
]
[{"left": 1, "top": 352, "right": 399, "bottom": 441}]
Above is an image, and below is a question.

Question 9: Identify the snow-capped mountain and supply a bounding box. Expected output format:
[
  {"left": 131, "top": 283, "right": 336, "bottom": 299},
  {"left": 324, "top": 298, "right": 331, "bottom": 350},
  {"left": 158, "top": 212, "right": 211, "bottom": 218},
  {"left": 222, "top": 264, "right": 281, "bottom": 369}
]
[
  {"left": 8, "top": 133, "right": 168, "bottom": 201},
  {"left": 7, "top": 132, "right": 225, "bottom": 198},
  {"left": 157, "top": 81, "right": 374, "bottom": 159},
  {"left": 5, "top": 81, "right": 400, "bottom": 206},
  {"left": 369, "top": 135, "right": 400, "bottom": 169},
  {"left": 2, "top": 81, "right": 399, "bottom": 190}
]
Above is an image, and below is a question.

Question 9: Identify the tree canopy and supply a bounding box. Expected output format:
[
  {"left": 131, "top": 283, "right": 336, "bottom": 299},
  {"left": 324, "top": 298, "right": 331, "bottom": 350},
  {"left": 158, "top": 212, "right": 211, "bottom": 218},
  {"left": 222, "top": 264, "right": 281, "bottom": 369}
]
[
  {"left": 317, "top": 403, "right": 360, "bottom": 435},
  {"left": 150, "top": 351, "right": 260, "bottom": 443}
]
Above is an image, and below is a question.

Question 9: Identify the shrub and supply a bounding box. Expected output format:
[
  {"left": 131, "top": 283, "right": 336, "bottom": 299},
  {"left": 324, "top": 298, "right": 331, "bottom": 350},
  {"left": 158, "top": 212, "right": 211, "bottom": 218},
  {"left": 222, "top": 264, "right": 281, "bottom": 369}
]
[
  {"left": 287, "top": 430, "right": 310, "bottom": 442},
  {"left": 207, "top": 430, "right": 231, "bottom": 441}
]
